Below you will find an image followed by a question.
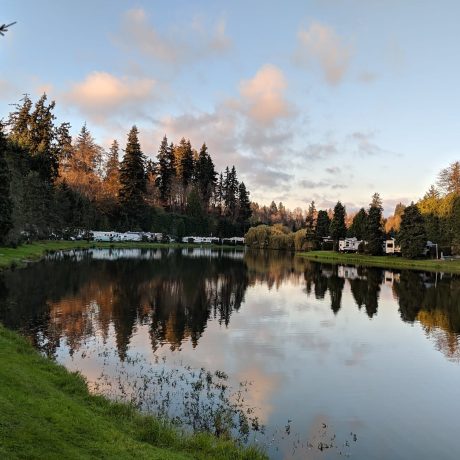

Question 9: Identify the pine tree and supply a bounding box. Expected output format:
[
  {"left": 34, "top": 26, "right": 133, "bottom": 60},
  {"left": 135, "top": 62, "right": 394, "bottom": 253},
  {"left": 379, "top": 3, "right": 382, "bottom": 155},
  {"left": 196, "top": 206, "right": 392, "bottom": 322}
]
[
  {"left": 156, "top": 135, "right": 173, "bottom": 205},
  {"left": 104, "top": 140, "right": 120, "bottom": 198},
  {"left": 119, "top": 126, "right": 147, "bottom": 210},
  {"left": 28, "top": 94, "right": 58, "bottom": 183},
  {"left": 315, "top": 210, "right": 330, "bottom": 240},
  {"left": 195, "top": 143, "right": 217, "bottom": 207},
  {"left": 365, "top": 193, "right": 384, "bottom": 255},
  {"left": 55, "top": 122, "right": 73, "bottom": 173},
  {"left": 349, "top": 208, "right": 367, "bottom": 240},
  {"left": 397, "top": 204, "right": 427, "bottom": 258},
  {"left": 0, "top": 124, "right": 13, "bottom": 243},
  {"left": 237, "top": 182, "right": 252, "bottom": 225},
  {"left": 305, "top": 201, "right": 316, "bottom": 239},
  {"left": 8, "top": 94, "right": 33, "bottom": 148},
  {"left": 329, "top": 201, "right": 346, "bottom": 244},
  {"left": 224, "top": 166, "right": 238, "bottom": 219},
  {"left": 216, "top": 172, "right": 224, "bottom": 214}
]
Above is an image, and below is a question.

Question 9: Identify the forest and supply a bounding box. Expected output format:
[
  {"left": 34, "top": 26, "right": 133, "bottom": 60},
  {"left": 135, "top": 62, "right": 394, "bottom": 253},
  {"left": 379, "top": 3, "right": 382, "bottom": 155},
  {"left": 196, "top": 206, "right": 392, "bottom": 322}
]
[
  {"left": 0, "top": 95, "right": 252, "bottom": 245},
  {"left": 0, "top": 94, "right": 459, "bottom": 257}
]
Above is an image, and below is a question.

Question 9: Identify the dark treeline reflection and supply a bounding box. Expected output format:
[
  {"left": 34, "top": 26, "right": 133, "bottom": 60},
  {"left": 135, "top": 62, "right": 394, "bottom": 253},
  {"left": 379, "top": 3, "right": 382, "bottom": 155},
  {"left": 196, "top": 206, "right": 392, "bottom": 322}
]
[
  {"left": 0, "top": 249, "right": 459, "bottom": 360},
  {"left": 0, "top": 249, "right": 249, "bottom": 359}
]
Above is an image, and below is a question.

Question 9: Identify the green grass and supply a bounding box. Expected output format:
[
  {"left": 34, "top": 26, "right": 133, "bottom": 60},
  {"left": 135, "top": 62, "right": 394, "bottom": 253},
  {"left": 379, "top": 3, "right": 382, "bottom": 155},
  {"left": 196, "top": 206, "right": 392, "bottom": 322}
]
[
  {"left": 0, "top": 325, "right": 266, "bottom": 460},
  {"left": 0, "top": 241, "right": 243, "bottom": 270},
  {"left": 298, "top": 250, "right": 460, "bottom": 273}
]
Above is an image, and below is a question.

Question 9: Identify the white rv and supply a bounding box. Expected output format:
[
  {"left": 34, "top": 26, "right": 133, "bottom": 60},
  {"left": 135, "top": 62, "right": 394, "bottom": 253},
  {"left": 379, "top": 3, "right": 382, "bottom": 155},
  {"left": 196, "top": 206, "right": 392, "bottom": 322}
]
[
  {"left": 338, "top": 237, "right": 362, "bottom": 253},
  {"left": 385, "top": 238, "right": 401, "bottom": 255}
]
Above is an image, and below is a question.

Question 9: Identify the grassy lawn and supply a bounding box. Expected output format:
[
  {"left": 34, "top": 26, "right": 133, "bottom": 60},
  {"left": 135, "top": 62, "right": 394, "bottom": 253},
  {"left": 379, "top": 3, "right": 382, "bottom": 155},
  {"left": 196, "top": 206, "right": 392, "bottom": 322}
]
[
  {"left": 0, "top": 325, "right": 265, "bottom": 460},
  {"left": 298, "top": 250, "right": 460, "bottom": 274},
  {"left": 0, "top": 241, "right": 243, "bottom": 270}
]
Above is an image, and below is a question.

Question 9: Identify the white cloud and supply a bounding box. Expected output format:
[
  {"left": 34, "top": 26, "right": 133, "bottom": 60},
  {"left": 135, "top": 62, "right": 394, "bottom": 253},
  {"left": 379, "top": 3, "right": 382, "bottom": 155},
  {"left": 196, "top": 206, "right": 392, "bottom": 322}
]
[
  {"left": 296, "top": 22, "right": 352, "bottom": 85},
  {"left": 238, "top": 64, "right": 292, "bottom": 125},
  {"left": 63, "top": 71, "right": 156, "bottom": 123},
  {"left": 116, "top": 9, "right": 231, "bottom": 66}
]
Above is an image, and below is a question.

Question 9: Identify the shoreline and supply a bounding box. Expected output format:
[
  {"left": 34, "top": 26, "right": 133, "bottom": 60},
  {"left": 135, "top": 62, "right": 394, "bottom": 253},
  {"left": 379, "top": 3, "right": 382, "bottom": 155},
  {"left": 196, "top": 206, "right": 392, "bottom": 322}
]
[
  {"left": 298, "top": 250, "right": 460, "bottom": 274},
  {"left": 0, "top": 241, "right": 245, "bottom": 271},
  {"left": 0, "top": 325, "right": 265, "bottom": 460}
]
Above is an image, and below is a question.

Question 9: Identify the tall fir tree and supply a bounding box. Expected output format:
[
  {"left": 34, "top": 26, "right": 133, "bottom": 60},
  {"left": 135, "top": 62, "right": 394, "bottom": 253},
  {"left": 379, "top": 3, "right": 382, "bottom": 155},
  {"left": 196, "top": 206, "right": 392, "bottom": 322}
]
[
  {"left": 365, "top": 193, "right": 384, "bottom": 255},
  {"left": 195, "top": 143, "right": 217, "bottom": 208},
  {"left": 305, "top": 200, "right": 316, "bottom": 239},
  {"left": 104, "top": 140, "right": 120, "bottom": 198},
  {"left": 119, "top": 126, "right": 147, "bottom": 227},
  {"left": 315, "top": 210, "right": 331, "bottom": 240},
  {"left": 397, "top": 203, "right": 427, "bottom": 259},
  {"left": 0, "top": 124, "right": 13, "bottom": 243},
  {"left": 237, "top": 182, "right": 252, "bottom": 226},
  {"left": 156, "top": 135, "right": 174, "bottom": 205},
  {"left": 8, "top": 94, "right": 33, "bottom": 148},
  {"left": 349, "top": 208, "right": 367, "bottom": 240},
  {"left": 329, "top": 201, "right": 347, "bottom": 244},
  {"left": 224, "top": 166, "right": 238, "bottom": 219},
  {"left": 55, "top": 122, "right": 73, "bottom": 174}
]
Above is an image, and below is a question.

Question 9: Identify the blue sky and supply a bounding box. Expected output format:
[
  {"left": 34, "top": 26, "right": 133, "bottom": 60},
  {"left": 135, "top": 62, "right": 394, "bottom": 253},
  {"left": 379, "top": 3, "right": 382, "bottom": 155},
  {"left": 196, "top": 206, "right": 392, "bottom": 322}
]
[{"left": 1, "top": 0, "right": 459, "bottom": 214}]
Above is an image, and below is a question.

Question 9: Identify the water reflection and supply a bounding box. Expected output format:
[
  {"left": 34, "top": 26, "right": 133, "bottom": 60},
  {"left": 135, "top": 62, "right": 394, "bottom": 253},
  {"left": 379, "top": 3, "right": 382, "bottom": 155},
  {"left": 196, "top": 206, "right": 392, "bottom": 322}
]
[
  {"left": 0, "top": 249, "right": 460, "bottom": 362},
  {"left": 2, "top": 249, "right": 460, "bottom": 458}
]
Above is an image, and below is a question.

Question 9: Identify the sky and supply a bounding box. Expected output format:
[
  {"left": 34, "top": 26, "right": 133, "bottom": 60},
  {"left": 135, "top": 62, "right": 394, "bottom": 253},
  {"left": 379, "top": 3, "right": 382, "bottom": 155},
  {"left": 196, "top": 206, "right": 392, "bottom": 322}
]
[{"left": 1, "top": 0, "right": 459, "bottom": 215}]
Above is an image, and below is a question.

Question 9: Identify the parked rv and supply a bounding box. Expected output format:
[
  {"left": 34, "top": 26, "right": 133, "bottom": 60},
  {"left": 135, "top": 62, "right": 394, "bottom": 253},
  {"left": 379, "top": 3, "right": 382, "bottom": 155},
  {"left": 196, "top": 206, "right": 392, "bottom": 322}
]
[
  {"left": 384, "top": 238, "right": 401, "bottom": 255},
  {"left": 338, "top": 237, "right": 362, "bottom": 253}
]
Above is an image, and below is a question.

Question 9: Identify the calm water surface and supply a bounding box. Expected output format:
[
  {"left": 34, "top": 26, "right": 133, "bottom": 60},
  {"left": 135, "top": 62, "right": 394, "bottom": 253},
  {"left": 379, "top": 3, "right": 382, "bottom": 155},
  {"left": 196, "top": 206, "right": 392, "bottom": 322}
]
[{"left": 1, "top": 248, "right": 460, "bottom": 459}]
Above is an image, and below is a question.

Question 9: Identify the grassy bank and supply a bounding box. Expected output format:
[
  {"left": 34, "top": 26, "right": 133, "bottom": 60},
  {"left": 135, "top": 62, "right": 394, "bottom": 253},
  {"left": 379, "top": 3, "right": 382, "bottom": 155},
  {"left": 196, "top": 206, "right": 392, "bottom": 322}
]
[
  {"left": 0, "top": 241, "right": 243, "bottom": 270},
  {"left": 0, "top": 325, "right": 265, "bottom": 459},
  {"left": 298, "top": 250, "right": 460, "bottom": 273}
]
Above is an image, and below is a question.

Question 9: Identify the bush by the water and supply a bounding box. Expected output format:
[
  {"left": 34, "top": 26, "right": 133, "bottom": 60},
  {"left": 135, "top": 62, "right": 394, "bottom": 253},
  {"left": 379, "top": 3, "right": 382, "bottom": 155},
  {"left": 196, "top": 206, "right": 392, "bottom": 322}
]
[{"left": 245, "top": 225, "right": 317, "bottom": 251}]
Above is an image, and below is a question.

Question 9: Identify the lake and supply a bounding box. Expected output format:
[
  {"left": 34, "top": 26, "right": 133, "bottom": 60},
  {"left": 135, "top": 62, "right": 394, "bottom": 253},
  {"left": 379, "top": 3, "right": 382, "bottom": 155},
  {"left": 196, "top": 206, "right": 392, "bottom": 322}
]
[{"left": 1, "top": 248, "right": 459, "bottom": 459}]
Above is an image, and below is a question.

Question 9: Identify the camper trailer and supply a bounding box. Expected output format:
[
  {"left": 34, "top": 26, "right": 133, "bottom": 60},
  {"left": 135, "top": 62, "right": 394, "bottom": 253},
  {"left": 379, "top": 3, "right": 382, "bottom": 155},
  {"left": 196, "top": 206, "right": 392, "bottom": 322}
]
[
  {"left": 338, "top": 237, "right": 362, "bottom": 253},
  {"left": 385, "top": 238, "right": 401, "bottom": 255}
]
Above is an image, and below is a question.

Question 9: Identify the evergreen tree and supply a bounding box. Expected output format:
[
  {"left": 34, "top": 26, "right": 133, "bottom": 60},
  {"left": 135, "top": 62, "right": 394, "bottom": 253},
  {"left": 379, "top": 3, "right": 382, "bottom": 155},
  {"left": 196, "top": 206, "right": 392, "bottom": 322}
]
[
  {"left": 28, "top": 94, "right": 58, "bottom": 183},
  {"left": 55, "top": 122, "right": 73, "bottom": 173},
  {"left": 119, "top": 126, "right": 147, "bottom": 227},
  {"left": 195, "top": 143, "right": 217, "bottom": 208},
  {"left": 305, "top": 201, "right": 316, "bottom": 239},
  {"left": 0, "top": 125, "right": 13, "bottom": 243},
  {"left": 156, "top": 135, "right": 175, "bottom": 206},
  {"left": 8, "top": 94, "right": 33, "bottom": 148},
  {"left": 237, "top": 182, "right": 252, "bottom": 227},
  {"left": 349, "top": 208, "right": 367, "bottom": 239},
  {"left": 104, "top": 140, "right": 120, "bottom": 198},
  {"left": 224, "top": 166, "right": 238, "bottom": 219},
  {"left": 397, "top": 203, "right": 427, "bottom": 259},
  {"left": 329, "top": 201, "right": 346, "bottom": 245},
  {"left": 315, "top": 210, "right": 331, "bottom": 240},
  {"left": 365, "top": 193, "right": 384, "bottom": 255},
  {"left": 216, "top": 172, "right": 224, "bottom": 214}
]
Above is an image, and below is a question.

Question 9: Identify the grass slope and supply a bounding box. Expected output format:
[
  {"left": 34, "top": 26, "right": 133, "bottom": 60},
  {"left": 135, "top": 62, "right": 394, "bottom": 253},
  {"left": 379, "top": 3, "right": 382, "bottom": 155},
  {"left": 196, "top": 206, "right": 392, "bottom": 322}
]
[
  {"left": 0, "top": 241, "right": 243, "bottom": 270},
  {"left": 299, "top": 250, "right": 460, "bottom": 273},
  {"left": 0, "top": 325, "right": 265, "bottom": 460}
]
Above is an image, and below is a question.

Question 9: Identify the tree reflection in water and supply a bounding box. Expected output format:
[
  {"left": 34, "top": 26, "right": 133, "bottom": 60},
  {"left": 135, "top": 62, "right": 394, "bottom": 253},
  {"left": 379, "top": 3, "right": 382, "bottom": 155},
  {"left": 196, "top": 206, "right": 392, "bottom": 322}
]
[{"left": 0, "top": 248, "right": 459, "bottom": 361}]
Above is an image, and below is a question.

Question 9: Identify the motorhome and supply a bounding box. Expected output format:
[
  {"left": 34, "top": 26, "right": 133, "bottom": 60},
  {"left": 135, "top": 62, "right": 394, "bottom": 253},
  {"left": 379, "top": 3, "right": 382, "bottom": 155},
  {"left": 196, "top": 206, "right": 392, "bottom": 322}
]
[
  {"left": 222, "top": 237, "right": 245, "bottom": 245},
  {"left": 182, "top": 236, "right": 220, "bottom": 244},
  {"left": 385, "top": 238, "right": 401, "bottom": 255},
  {"left": 338, "top": 237, "right": 362, "bottom": 253}
]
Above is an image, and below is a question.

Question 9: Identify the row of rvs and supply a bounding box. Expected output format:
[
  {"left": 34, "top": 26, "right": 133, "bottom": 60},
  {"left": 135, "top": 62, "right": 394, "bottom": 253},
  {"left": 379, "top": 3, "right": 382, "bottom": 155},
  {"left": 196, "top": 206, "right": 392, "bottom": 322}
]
[
  {"left": 181, "top": 236, "right": 245, "bottom": 245},
  {"left": 338, "top": 237, "right": 436, "bottom": 256},
  {"left": 86, "top": 231, "right": 164, "bottom": 242},
  {"left": 80, "top": 231, "right": 245, "bottom": 244}
]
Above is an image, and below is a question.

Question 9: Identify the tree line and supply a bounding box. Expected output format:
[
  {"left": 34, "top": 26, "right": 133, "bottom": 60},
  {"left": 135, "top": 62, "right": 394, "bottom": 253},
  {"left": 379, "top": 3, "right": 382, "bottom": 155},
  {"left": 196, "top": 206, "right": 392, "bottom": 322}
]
[
  {"left": 246, "top": 161, "right": 460, "bottom": 259},
  {"left": 0, "top": 95, "right": 252, "bottom": 245}
]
